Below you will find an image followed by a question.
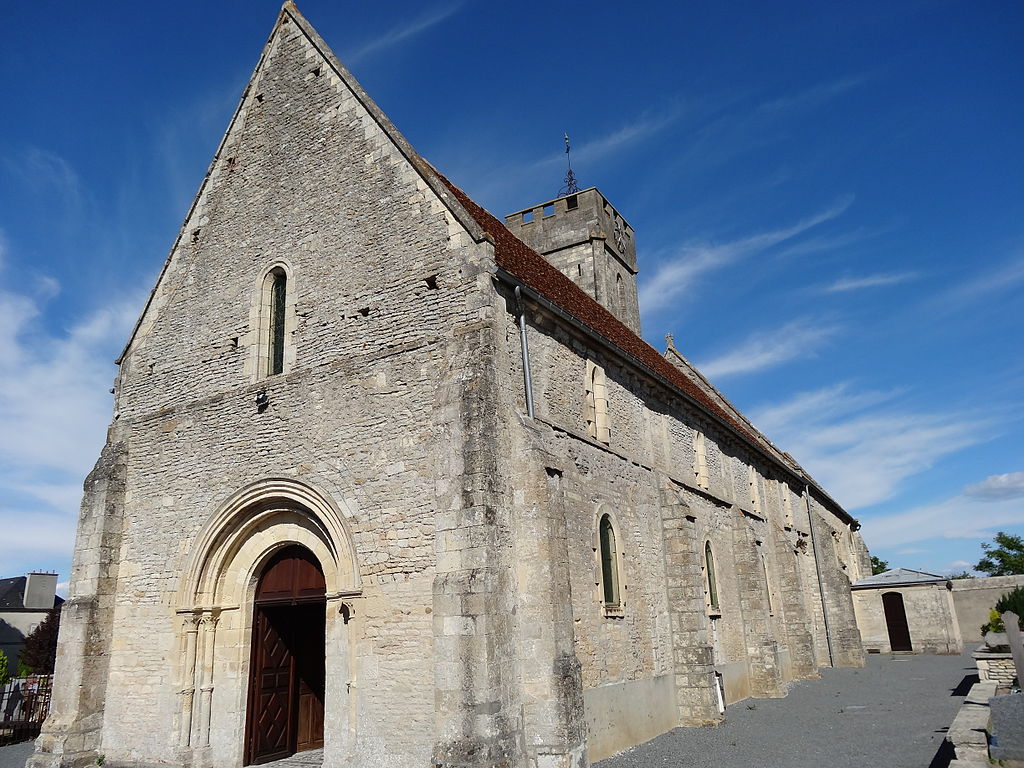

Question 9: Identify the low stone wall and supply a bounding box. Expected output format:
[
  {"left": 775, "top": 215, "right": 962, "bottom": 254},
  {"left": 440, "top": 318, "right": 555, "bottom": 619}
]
[
  {"left": 946, "top": 680, "right": 996, "bottom": 767},
  {"left": 975, "top": 651, "right": 1019, "bottom": 690}
]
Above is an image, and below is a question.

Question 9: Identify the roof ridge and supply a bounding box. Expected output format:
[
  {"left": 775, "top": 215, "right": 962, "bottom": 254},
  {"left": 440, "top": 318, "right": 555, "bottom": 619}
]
[{"left": 431, "top": 172, "right": 854, "bottom": 525}]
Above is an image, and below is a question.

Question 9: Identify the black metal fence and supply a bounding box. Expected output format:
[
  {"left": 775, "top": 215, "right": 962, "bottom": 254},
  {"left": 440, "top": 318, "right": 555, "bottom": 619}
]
[{"left": 0, "top": 675, "right": 52, "bottom": 746}]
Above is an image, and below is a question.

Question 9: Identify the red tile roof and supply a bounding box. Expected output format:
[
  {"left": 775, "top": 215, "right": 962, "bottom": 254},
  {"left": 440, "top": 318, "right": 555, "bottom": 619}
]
[
  {"left": 435, "top": 171, "right": 855, "bottom": 525},
  {"left": 435, "top": 174, "right": 766, "bottom": 452}
]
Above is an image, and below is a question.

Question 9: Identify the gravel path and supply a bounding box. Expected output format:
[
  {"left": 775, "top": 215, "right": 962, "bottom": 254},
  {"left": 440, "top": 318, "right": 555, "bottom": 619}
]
[
  {"left": 0, "top": 649, "right": 976, "bottom": 768},
  {"left": 598, "top": 647, "right": 977, "bottom": 768},
  {"left": 0, "top": 741, "right": 32, "bottom": 768}
]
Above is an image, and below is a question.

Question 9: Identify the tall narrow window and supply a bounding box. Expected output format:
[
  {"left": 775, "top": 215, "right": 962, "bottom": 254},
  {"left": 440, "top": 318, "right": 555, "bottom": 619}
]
[
  {"left": 599, "top": 514, "right": 620, "bottom": 606},
  {"left": 748, "top": 466, "right": 762, "bottom": 516},
  {"left": 693, "top": 430, "right": 709, "bottom": 490},
  {"left": 705, "top": 541, "right": 719, "bottom": 612},
  {"left": 251, "top": 263, "right": 294, "bottom": 381},
  {"left": 759, "top": 545, "right": 774, "bottom": 614},
  {"left": 269, "top": 269, "right": 287, "bottom": 375},
  {"left": 585, "top": 361, "right": 610, "bottom": 445}
]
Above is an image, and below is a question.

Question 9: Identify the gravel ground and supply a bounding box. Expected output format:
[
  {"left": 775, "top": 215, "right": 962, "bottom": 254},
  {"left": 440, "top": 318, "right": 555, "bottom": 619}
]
[
  {"left": 0, "top": 741, "right": 32, "bottom": 768},
  {"left": 0, "top": 649, "right": 976, "bottom": 768},
  {"left": 599, "top": 647, "right": 978, "bottom": 768}
]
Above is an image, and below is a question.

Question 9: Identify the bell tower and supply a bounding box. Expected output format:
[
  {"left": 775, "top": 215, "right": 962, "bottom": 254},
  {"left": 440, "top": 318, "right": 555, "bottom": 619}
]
[{"left": 504, "top": 188, "right": 642, "bottom": 334}]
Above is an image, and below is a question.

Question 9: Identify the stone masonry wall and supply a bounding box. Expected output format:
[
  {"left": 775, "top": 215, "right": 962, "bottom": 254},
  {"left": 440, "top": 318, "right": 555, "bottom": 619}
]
[
  {"left": 495, "top": 287, "right": 864, "bottom": 752},
  {"left": 38, "top": 9, "right": 519, "bottom": 768}
]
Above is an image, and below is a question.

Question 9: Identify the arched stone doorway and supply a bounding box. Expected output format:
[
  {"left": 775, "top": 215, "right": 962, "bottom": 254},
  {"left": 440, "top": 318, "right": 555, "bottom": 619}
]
[
  {"left": 175, "top": 478, "right": 361, "bottom": 767},
  {"left": 245, "top": 545, "right": 327, "bottom": 765},
  {"left": 882, "top": 591, "right": 913, "bottom": 652}
]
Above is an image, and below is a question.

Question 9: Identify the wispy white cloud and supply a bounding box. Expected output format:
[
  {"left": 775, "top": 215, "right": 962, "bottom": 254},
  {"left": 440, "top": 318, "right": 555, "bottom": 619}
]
[
  {"left": 696, "top": 319, "right": 840, "bottom": 379},
  {"left": 639, "top": 196, "right": 853, "bottom": 314},
  {"left": 0, "top": 236, "right": 141, "bottom": 576},
  {"left": 3, "top": 148, "right": 83, "bottom": 213},
  {"left": 861, "top": 492, "right": 1024, "bottom": 550},
  {"left": 823, "top": 271, "right": 917, "bottom": 293},
  {"left": 937, "top": 257, "right": 1024, "bottom": 309},
  {"left": 345, "top": 3, "right": 465, "bottom": 65},
  {"left": 751, "top": 383, "right": 994, "bottom": 509},
  {"left": 964, "top": 472, "right": 1024, "bottom": 501}
]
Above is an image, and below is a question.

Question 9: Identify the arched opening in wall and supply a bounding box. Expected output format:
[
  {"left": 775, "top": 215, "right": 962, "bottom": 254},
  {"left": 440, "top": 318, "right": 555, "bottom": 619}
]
[
  {"left": 882, "top": 591, "right": 913, "bottom": 652},
  {"left": 599, "top": 514, "right": 620, "bottom": 607},
  {"left": 245, "top": 545, "right": 326, "bottom": 765},
  {"left": 704, "top": 541, "right": 720, "bottom": 613},
  {"left": 267, "top": 268, "right": 287, "bottom": 376},
  {"left": 252, "top": 264, "right": 293, "bottom": 380}
]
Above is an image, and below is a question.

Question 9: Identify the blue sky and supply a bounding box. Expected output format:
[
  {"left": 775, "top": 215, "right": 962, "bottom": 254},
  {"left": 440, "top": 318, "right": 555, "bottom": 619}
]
[{"left": 1, "top": 1, "right": 1022, "bottom": 588}]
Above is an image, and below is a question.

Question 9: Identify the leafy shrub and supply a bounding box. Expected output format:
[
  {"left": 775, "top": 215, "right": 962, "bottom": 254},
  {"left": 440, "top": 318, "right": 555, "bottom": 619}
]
[
  {"left": 981, "top": 586, "right": 1024, "bottom": 634},
  {"left": 994, "top": 585, "right": 1024, "bottom": 624},
  {"left": 0, "top": 649, "right": 8, "bottom": 687}
]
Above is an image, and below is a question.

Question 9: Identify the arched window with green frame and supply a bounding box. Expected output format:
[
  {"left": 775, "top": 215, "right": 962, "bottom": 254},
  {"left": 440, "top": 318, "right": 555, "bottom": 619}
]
[
  {"left": 599, "top": 514, "right": 620, "bottom": 607},
  {"left": 705, "top": 541, "right": 719, "bottom": 612}
]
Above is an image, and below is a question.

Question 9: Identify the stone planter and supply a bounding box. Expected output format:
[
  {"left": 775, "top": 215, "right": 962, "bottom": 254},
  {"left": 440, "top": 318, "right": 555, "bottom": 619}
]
[{"left": 985, "top": 631, "right": 1010, "bottom": 651}]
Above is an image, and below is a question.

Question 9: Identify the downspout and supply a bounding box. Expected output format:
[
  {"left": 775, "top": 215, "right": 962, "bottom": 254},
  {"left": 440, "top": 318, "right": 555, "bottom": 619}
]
[
  {"left": 515, "top": 286, "right": 535, "bottom": 418},
  {"left": 804, "top": 484, "right": 835, "bottom": 667}
]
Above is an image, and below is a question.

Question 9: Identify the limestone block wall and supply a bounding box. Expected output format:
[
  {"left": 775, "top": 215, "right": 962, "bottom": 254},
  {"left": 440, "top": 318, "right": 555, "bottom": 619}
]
[
  {"left": 974, "top": 653, "right": 1018, "bottom": 688},
  {"left": 497, "top": 284, "right": 864, "bottom": 758},
  {"left": 952, "top": 575, "right": 1024, "bottom": 642},
  {"left": 852, "top": 583, "right": 962, "bottom": 654},
  {"left": 36, "top": 8, "right": 521, "bottom": 768}
]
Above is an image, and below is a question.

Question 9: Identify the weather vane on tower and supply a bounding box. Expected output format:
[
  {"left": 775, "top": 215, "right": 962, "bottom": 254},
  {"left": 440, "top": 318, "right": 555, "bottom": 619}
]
[{"left": 560, "top": 133, "right": 580, "bottom": 196}]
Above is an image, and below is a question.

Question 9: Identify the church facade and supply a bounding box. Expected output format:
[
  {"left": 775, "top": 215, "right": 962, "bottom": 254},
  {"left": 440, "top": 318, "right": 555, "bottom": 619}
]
[{"left": 31, "top": 5, "right": 869, "bottom": 768}]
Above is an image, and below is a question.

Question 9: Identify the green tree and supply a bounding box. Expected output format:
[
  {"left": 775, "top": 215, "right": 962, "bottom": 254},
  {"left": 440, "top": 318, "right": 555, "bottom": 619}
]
[
  {"left": 975, "top": 532, "right": 1024, "bottom": 576},
  {"left": 21, "top": 608, "right": 60, "bottom": 675},
  {"left": 870, "top": 555, "right": 890, "bottom": 575},
  {"left": 949, "top": 570, "right": 973, "bottom": 579},
  {"left": 0, "top": 649, "right": 9, "bottom": 686}
]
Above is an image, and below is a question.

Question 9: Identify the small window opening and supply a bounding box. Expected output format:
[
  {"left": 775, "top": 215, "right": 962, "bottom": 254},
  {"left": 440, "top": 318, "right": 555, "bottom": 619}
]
[
  {"left": 585, "top": 361, "right": 610, "bottom": 445},
  {"left": 255, "top": 93, "right": 265, "bottom": 103},
  {"left": 312, "top": 65, "right": 322, "bottom": 77},
  {"left": 191, "top": 228, "right": 201, "bottom": 243},
  {"left": 268, "top": 270, "right": 287, "bottom": 376},
  {"left": 577, "top": 263, "right": 583, "bottom": 276},
  {"left": 705, "top": 541, "right": 719, "bottom": 611},
  {"left": 566, "top": 194, "right": 579, "bottom": 210},
  {"left": 522, "top": 210, "right": 534, "bottom": 223},
  {"left": 358, "top": 307, "right": 370, "bottom": 317},
  {"left": 542, "top": 203, "right": 555, "bottom": 217},
  {"left": 599, "top": 514, "right": 620, "bottom": 606},
  {"left": 226, "top": 157, "right": 237, "bottom": 169},
  {"left": 424, "top": 275, "right": 439, "bottom": 290}
]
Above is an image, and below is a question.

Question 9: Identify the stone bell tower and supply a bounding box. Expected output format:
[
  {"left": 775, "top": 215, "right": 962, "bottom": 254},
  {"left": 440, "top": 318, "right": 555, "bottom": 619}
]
[{"left": 504, "top": 188, "right": 642, "bottom": 334}]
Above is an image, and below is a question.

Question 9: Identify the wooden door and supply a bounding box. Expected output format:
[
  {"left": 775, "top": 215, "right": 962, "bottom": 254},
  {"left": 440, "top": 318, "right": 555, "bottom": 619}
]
[
  {"left": 883, "top": 591, "right": 913, "bottom": 652},
  {"left": 245, "top": 547, "right": 326, "bottom": 765},
  {"left": 247, "top": 607, "right": 294, "bottom": 764},
  {"left": 294, "top": 603, "right": 325, "bottom": 752}
]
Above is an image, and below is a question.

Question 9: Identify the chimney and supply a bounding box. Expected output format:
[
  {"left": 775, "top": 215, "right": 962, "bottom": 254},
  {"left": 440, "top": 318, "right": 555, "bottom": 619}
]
[{"left": 24, "top": 571, "right": 58, "bottom": 610}]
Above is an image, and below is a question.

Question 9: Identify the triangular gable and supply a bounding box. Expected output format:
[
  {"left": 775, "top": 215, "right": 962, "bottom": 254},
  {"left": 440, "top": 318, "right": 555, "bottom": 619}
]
[{"left": 117, "top": 2, "right": 487, "bottom": 365}]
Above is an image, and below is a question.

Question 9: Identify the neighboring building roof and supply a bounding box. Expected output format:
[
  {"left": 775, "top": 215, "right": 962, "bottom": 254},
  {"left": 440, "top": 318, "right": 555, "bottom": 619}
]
[
  {"left": 852, "top": 568, "right": 949, "bottom": 589},
  {"left": 0, "top": 576, "right": 64, "bottom": 611}
]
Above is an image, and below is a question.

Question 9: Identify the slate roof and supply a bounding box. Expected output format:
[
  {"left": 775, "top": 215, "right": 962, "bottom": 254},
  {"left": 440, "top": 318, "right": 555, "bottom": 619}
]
[
  {"left": 851, "top": 568, "right": 949, "bottom": 589},
  {"left": 0, "top": 576, "right": 64, "bottom": 611}
]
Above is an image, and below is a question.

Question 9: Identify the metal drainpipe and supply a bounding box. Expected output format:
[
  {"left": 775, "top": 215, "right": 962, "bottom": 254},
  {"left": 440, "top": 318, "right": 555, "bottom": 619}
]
[
  {"left": 805, "top": 484, "right": 835, "bottom": 667},
  {"left": 515, "top": 286, "right": 535, "bottom": 418}
]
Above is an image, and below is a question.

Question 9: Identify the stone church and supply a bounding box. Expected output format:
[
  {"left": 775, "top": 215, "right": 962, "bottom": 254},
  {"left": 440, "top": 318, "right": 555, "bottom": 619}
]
[{"left": 31, "top": 4, "right": 870, "bottom": 767}]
